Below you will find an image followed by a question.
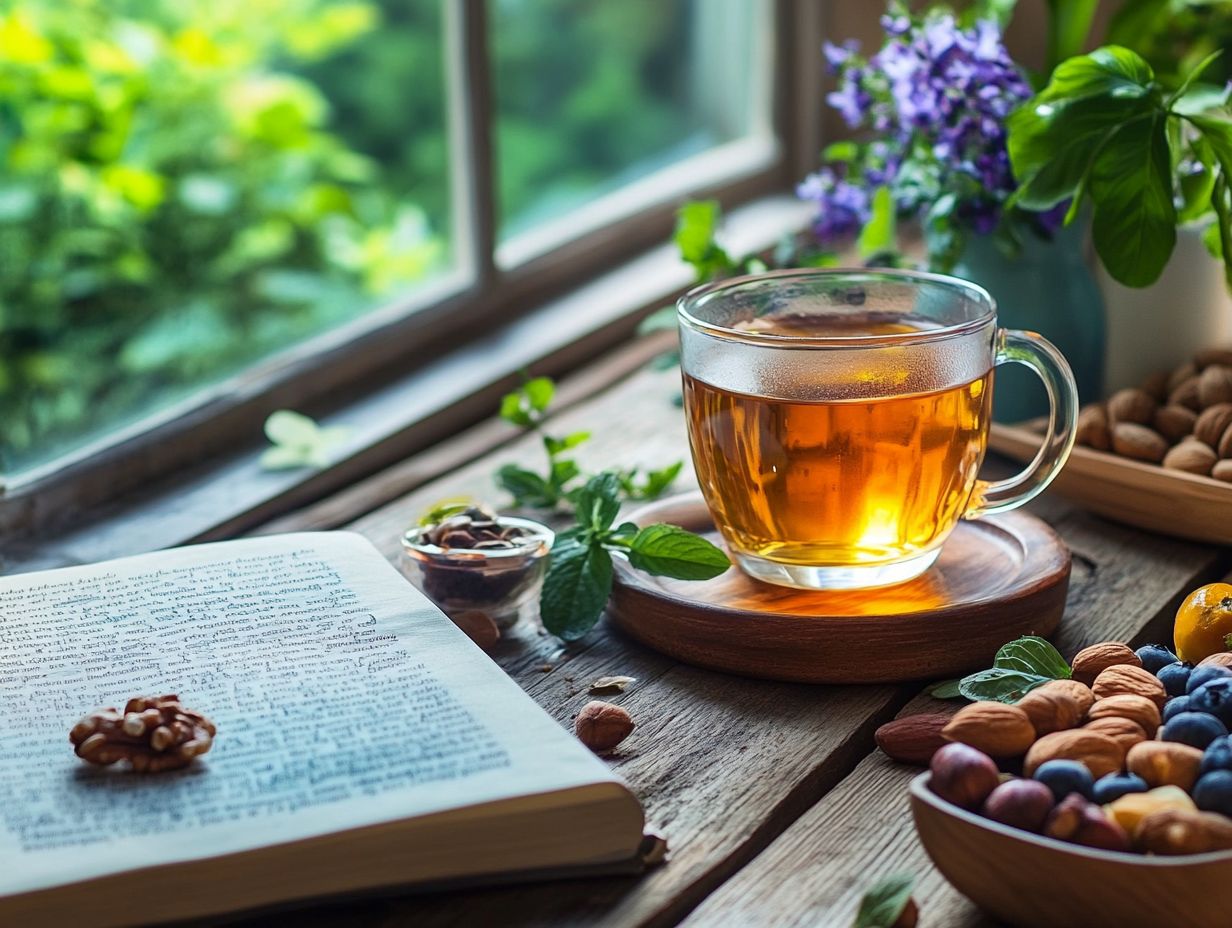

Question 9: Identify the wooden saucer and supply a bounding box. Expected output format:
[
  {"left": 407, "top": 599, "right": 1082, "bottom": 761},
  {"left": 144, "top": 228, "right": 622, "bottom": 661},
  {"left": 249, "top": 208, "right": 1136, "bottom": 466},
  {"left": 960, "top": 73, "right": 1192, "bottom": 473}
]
[{"left": 608, "top": 493, "right": 1070, "bottom": 684}]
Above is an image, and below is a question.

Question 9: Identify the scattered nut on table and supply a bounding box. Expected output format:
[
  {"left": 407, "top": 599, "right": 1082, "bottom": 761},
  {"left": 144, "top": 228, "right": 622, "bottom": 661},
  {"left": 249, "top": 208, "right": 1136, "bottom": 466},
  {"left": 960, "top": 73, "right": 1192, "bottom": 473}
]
[
  {"left": 575, "top": 700, "right": 634, "bottom": 753},
  {"left": 70, "top": 695, "right": 215, "bottom": 772}
]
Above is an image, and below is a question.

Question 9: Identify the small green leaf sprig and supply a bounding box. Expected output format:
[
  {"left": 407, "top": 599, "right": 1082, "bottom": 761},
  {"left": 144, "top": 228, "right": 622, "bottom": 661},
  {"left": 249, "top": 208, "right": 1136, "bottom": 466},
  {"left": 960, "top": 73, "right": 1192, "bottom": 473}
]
[
  {"left": 853, "top": 873, "right": 917, "bottom": 928},
  {"left": 540, "top": 473, "right": 729, "bottom": 640},
  {"left": 494, "top": 375, "right": 682, "bottom": 511},
  {"left": 929, "top": 636, "right": 1071, "bottom": 704},
  {"left": 260, "top": 410, "right": 350, "bottom": 470}
]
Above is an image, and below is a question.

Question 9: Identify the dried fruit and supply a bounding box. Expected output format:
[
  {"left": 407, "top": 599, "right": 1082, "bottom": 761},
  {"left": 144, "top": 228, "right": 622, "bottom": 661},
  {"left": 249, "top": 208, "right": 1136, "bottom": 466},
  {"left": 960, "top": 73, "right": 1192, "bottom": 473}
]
[
  {"left": 1024, "top": 729, "right": 1124, "bottom": 779},
  {"left": 1153, "top": 404, "right": 1199, "bottom": 443},
  {"left": 70, "top": 695, "right": 215, "bottom": 773},
  {"left": 1107, "top": 388, "right": 1157, "bottom": 425},
  {"left": 1105, "top": 785, "right": 1196, "bottom": 833},
  {"left": 982, "top": 778, "right": 1055, "bottom": 832},
  {"left": 1195, "top": 404, "right": 1232, "bottom": 447},
  {"left": 1087, "top": 693, "right": 1162, "bottom": 736},
  {"left": 1083, "top": 716, "right": 1148, "bottom": 753},
  {"left": 1091, "top": 664, "right": 1168, "bottom": 709},
  {"left": 1199, "top": 365, "right": 1232, "bottom": 408},
  {"left": 1044, "top": 794, "right": 1131, "bottom": 851},
  {"left": 1126, "top": 740, "right": 1204, "bottom": 791},
  {"left": 1134, "top": 807, "right": 1232, "bottom": 855},
  {"left": 1017, "top": 685, "right": 1084, "bottom": 735},
  {"left": 1169, "top": 376, "right": 1202, "bottom": 411},
  {"left": 451, "top": 610, "right": 500, "bottom": 651},
  {"left": 929, "top": 742, "right": 1000, "bottom": 810},
  {"left": 1162, "top": 440, "right": 1217, "bottom": 476},
  {"left": 875, "top": 714, "right": 951, "bottom": 766},
  {"left": 941, "top": 702, "right": 1036, "bottom": 757},
  {"left": 1110, "top": 422, "right": 1168, "bottom": 462},
  {"left": 575, "top": 700, "right": 634, "bottom": 753},
  {"left": 1075, "top": 405, "right": 1111, "bottom": 450},
  {"left": 1070, "top": 642, "right": 1142, "bottom": 687}
]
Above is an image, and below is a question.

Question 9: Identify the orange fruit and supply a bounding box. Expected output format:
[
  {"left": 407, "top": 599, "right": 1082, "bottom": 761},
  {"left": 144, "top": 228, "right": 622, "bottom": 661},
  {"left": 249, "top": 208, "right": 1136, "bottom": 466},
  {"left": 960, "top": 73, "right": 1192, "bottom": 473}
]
[{"left": 1174, "top": 582, "right": 1232, "bottom": 664}]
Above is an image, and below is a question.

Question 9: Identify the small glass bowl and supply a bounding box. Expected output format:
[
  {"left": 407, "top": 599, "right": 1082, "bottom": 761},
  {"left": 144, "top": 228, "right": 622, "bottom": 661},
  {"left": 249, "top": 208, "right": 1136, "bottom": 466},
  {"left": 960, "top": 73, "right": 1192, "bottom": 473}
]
[{"left": 400, "top": 516, "right": 554, "bottom": 630}]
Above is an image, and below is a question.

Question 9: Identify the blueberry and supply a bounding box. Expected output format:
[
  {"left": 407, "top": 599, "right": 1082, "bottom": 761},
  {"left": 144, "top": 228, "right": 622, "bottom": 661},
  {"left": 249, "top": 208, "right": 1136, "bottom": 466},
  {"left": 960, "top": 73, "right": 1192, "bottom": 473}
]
[
  {"left": 1190, "top": 678, "right": 1232, "bottom": 727},
  {"left": 1092, "top": 773, "right": 1149, "bottom": 804},
  {"left": 1033, "top": 759, "right": 1095, "bottom": 802},
  {"left": 1194, "top": 770, "right": 1232, "bottom": 816},
  {"left": 1137, "top": 643, "right": 1180, "bottom": 674},
  {"left": 1188, "top": 664, "right": 1232, "bottom": 695},
  {"left": 1157, "top": 661, "right": 1194, "bottom": 698},
  {"left": 1161, "top": 711, "right": 1229, "bottom": 749},
  {"left": 1164, "top": 695, "right": 1191, "bottom": 723},
  {"left": 1202, "top": 736, "right": 1232, "bottom": 775}
]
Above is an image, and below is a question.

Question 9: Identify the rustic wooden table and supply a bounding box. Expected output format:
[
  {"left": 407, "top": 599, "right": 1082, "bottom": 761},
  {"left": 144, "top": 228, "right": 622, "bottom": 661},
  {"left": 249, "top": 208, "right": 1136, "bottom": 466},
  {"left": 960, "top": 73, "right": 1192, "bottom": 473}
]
[{"left": 241, "top": 344, "right": 1232, "bottom": 928}]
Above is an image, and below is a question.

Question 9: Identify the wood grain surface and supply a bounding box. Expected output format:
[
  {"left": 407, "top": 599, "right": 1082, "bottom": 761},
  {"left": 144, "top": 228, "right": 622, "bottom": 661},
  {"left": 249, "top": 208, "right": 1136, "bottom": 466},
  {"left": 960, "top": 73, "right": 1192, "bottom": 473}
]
[
  {"left": 228, "top": 353, "right": 1232, "bottom": 928},
  {"left": 610, "top": 494, "right": 1069, "bottom": 684}
]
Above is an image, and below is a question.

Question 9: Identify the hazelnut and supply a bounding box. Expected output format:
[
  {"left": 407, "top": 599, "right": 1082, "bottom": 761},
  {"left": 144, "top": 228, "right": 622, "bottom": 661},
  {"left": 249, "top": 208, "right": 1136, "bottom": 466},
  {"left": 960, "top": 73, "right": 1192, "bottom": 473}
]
[
  {"left": 1107, "top": 388, "right": 1157, "bottom": 425},
  {"left": 1219, "top": 423, "right": 1232, "bottom": 458},
  {"left": 1162, "top": 440, "right": 1217, "bottom": 476},
  {"left": 982, "top": 778, "right": 1055, "bottom": 833},
  {"left": 1087, "top": 693, "right": 1162, "bottom": 736},
  {"left": 1091, "top": 664, "right": 1168, "bottom": 709},
  {"left": 1075, "top": 405, "right": 1111, "bottom": 451},
  {"left": 1134, "top": 807, "right": 1232, "bottom": 855},
  {"left": 1213, "top": 460, "right": 1232, "bottom": 483},
  {"left": 575, "top": 701, "right": 634, "bottom": 753},
  {"left": 1110, "top": 423, "right": 1168, "bottom": 463},
  {"left": 1070, "top": 641, "right": 1142, "bottom": 687},
  {"left": 942, "top": 702, "right": 1036, "bottom": 757},
  {"left": 1169, "top": 376, "right": 1202, "bottom": 411},
  {"left": 1153, "top": 404, "right": 1199, "bottom": 443},
  {"left": 1168, "top": 360, "right": 1198, "bottom": 393},
  {"left": 929, "top": 742, "right": 1000, "bottom": 810},
  {"left": 1105, "top": 785, "right": 1196, "bottom": 834},
  {"left": 1126, "top": 740, "right": 1204, "bottom": 791},
  {"left": 1140, "top": 369, "right": 1171, "bottom": 401},
  {"left": 1044, "top": 794, "right": 1131, "bottom": 851},
  {"left": 1200, "top": 365, "right": 1232, "bottom": 407},
  {"left": 1195, "top": 403, "right": 1232, "bottom": 447}
]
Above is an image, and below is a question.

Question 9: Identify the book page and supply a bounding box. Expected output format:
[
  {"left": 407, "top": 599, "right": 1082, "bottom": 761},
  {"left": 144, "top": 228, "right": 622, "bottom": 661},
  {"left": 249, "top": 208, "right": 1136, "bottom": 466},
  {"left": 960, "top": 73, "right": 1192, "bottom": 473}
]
[{"left": 0, "top": 532, "right": 628, "bottom": 896}]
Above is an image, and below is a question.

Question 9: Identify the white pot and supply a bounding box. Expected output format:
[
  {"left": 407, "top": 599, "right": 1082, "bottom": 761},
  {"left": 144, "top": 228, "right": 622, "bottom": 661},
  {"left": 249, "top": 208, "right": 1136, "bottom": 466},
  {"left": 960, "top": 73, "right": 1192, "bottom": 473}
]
[{"left": 1098, "top": 226, "right": 1232, "bottom": 394}]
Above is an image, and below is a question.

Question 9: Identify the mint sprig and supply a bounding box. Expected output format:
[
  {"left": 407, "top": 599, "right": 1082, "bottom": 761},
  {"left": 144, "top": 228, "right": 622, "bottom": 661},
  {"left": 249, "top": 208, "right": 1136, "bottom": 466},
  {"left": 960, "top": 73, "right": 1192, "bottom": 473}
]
[
  {"left": 930, "top": 635, "right": 1070, "bottom": 704},
  {"left": 540, "top": 473, "right": 730, "bottom": 640}
]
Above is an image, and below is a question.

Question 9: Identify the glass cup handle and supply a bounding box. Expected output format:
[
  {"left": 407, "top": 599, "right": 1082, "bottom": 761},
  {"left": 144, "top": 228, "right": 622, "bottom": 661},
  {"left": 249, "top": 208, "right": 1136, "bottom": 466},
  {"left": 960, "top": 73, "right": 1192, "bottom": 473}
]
[{"left": 966, "top": 327, "right": 1079, "bottom": 519}]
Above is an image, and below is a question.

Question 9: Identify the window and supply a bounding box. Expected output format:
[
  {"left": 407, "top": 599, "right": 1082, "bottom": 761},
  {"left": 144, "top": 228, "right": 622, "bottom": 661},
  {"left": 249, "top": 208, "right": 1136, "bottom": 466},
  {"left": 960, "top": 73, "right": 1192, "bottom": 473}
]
[{"left": 2, "top": 0, "right": 800, "bottom": 512}]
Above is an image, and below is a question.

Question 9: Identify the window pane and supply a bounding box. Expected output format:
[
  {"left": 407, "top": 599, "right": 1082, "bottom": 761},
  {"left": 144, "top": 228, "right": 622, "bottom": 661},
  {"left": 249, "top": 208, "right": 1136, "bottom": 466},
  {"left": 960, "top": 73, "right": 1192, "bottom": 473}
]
[
  {"left": 1, "top": 0, "right": 454, "bottom": 475},
  {"left": 491, "top": 0, "right": 772, "bottom": 244}
]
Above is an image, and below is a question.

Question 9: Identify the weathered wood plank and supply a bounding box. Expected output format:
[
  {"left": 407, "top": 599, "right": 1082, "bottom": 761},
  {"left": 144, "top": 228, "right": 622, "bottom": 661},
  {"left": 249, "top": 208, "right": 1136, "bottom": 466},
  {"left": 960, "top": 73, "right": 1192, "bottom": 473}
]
[{"left": 679, "top": 513, "right": 1231, "bottom": 928}]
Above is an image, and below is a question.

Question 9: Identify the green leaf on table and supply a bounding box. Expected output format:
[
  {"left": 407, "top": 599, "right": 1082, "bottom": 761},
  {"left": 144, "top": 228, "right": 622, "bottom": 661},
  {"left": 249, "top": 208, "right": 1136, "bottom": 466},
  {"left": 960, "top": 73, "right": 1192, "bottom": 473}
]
[
  {"left": 544, "top": 431, "right": 590, "bottom": 456},
  {"left": 260, "top": 410, "right": 349, "bottom": 471},
  {"left": 674, "top": 200, "right": 734, "bottom": 278},
  {"left": 499, "top": 375, "right": 556, "bottom": 428},
  {"left": 994, "top": 635, "right": 1072, "bottom": 679},
  {"left": 625, "top": 523, "right": 730, "bottom": 580},
  {"left": 858, "top": 186, "right": 897, "bottom": 261},
  {"left": 853, "top": 873, "right": 915, "bottom": 928},
  {"left": 619, "top": 461, "right": 683, "bottom": 501},
  {"left": 927, "top": 679, "right": 964, "bottom": 700},
  {"left": 959, "top": 668, "right": 1051, "bottom": 704},
  {"left": 571, "top": 472, "right": 623, "bottom": 534},
  {"left": 496, "top": 464, "right": 558, "bottom": 509},
  {"left": 539, "top": 536, "right": 614, "bottom": 641}
]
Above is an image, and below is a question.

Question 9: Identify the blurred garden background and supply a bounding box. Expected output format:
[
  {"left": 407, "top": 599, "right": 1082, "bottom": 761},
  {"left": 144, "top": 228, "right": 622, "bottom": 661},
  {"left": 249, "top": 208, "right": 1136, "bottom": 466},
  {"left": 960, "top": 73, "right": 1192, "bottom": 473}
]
[{"left": 2, "top": 0, "right": 751, "bottom": 474}]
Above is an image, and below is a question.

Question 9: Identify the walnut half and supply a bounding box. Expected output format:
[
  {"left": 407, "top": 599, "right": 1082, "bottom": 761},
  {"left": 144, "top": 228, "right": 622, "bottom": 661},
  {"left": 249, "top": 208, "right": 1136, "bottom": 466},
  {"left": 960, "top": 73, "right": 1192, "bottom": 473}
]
[{"left": 70, "top": 695, "right": 216, "bottom": 773}]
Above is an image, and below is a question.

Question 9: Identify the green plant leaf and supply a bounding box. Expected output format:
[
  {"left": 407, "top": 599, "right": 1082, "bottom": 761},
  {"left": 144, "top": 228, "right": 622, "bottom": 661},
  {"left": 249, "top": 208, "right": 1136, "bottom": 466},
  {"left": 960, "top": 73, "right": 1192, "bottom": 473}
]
[
  {"left": 499, "top": 391, "right": 534, "bottom": 428},
  {"left": 822, "top": 140, "right": 859, "bottom": 163},
  {"left": 522, "top": 376, "right": 555, "bottom": 413},
  {"left": 1044, "top": 0, "right": 1099, "bottom": 75},
  {"left": 620, "top": 461, "right": 683, "bottom": 501},
  {"left": 858, "top": 186, "right": 897, "bottom": 260},
  {"left": 495, "top": 464, "right": 558, "bottom": 508},
  {"left": 959, "top": 668, "right": 1051, "bottom": 703},
  {"left": 853, "top": 873, "right": 915, "bottom": 928},
  {"left": 544, "top": 431, "right": 590, "bottom": 456},
  {"left": 1167, "top": 49, "right": 1224, "bottom": 108},
  {"left": 260, "top": 410, "right": 349, "bottom": 470},
  {"left": 993, "top": 636, "right": 1072, "bottom": 679},
  {"left": 539, "top": 536, "right": 614, "bottom": 641},
  {"left": 674, "top": 199, "right": 734, "bottom": 278},
  {"left": 625, "top": 523, "right": 730, "bottom": 580},
  {"left": 417, "top": 497, "right": 476, "bottom": 526},
  {"left": 928, "top": 679, "right": 964, "bottom": 700},
  {"left": 571, "top": 472, "right": 623, "bottom": 533}
]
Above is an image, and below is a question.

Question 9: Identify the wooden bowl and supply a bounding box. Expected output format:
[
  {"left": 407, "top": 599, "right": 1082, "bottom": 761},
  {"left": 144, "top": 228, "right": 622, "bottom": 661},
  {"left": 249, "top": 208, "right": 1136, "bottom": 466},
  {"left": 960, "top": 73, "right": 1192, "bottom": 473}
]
[
  {"left": 910, "top": 772, "right": 1232, "bottom": 928},
  {"left": 989, "top": 423, "right": 1232, "bottom": 544}
]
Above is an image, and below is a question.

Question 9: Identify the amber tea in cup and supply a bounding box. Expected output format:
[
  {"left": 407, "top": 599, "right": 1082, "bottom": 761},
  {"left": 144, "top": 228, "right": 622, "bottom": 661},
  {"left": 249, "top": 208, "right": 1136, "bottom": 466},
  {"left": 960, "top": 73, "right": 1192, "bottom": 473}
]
[{"left": 678, "top": 269, "right": 1078, "bottom": 590}]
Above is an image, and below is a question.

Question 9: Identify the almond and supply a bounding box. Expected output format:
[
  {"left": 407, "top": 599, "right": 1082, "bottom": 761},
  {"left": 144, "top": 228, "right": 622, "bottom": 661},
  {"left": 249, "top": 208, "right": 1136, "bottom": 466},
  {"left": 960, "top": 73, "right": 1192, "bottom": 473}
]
[
  {"left": 1086, "top": 693, "right": 1162, "bottom": 737},
  {"left": 1199, "top": 652, "right": 1232, "bottom": 670},
  {"left": 1127, "top": 740, "right": 1204, "bottom": 791},
  {"left": 1024, "top": 729, "right": 1124, "bottom": 779},
  {"left": 1200, "top": 365, "right": 1232, "bottom": 407},
  {"left": 1083, "top": 716, "right": 1147, "bottom": 753},
  {"left": 1040, "top": 679, "right": 1095, "bottom": 718},
  {"left": 1169, "top": 375, "right": 1202, "bottom": 411},
  {"left": 1168, "top": 360, "right": 1198, "bottom": 394},
  {"left": 1017, "top": 685, "right": 1084, "bottom": 735},
  {"left": 1214, "top": 460, "right": 1232, "bottom": 483},
  {"left": 1219, "top": 422, "right": 1232, "bottom": 459},
  {"left": 1140, "top": 369, "right": 1171, "bottom": 401},
  {"left": 1195, "top": 348, "right": 1232, "bottom": 370},
  {"left": 1195, "top": 403, "right": 1232, "bottom": 447},
  {"left": 941, "top": 702, "right": 1035, "bottom": 758},
  {"left": 875, "top": 713, "right": 950, "bottom": 766},
  {"left": 1153, "top": 404, "right": 1198, "bottom": 443},
  {"left": 1162, "top": 439, "right": 1217, "bottom": 476},
  {"left": 1092, "top": 664, "right": 1168, "bottom": 709},
  {"left": 1076, "top": 405, "right": 1111, "bottom": 451},
  {"left": 1107, "top": 388, "right": 1157, "bottom": 425},
  {"left": 1070, "top": 641, "right": 1142, "bottom": 687},
  {"left": 1111, "top": 422, "right": 1168, "bottom": 463}
]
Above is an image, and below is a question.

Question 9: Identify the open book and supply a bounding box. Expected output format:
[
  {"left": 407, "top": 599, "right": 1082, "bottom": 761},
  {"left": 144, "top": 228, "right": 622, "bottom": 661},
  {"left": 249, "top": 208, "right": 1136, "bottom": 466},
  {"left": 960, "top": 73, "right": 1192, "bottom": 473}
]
[{"left": 0, "top": 532, "right": 647, "bottom": 927}]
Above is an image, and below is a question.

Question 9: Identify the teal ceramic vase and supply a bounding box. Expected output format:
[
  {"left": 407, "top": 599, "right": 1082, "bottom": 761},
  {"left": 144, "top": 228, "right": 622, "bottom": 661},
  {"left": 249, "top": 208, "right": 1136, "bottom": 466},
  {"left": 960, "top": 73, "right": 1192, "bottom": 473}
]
[{"left": 954, "top": 223, "right": 1105, "bottom": 423}]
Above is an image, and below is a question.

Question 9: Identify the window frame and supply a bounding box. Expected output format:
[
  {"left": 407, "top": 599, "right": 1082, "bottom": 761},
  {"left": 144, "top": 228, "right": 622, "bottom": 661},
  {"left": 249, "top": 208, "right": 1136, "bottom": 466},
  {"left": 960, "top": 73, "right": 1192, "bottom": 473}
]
[{"left": 0, "top": 0, "right": 823, "bottom": 543}]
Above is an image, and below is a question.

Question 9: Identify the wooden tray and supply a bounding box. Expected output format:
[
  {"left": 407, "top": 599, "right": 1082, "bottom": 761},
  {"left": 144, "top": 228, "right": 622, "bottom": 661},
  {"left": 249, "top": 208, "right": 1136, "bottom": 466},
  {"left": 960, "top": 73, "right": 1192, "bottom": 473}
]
[
  {"left": 607, "top": 493, "right": 1070, "bottom": 684},
  {"left": 990, "top": 423, "right": 1232, "bottom": 544}
]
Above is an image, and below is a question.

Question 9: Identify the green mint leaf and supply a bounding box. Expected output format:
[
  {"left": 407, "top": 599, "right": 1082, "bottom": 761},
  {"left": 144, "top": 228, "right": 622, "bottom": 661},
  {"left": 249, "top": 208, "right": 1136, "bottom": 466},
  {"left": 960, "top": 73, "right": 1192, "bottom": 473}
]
[
  {"left": 625, "top": 523, "right": 730, "bottom": 580},
  {"left": 959, "top": 668, "right": 1051, "bottom": 704},
  {"left": 522, "top": 376, "right": 555, "bottom": 413},
  {"left": 993, "top": 636, "right": 1072, "bottom": 680},
  {"left": 620, "top": 461, "right": 683, "bottom": 501},
  {"left": 260, "top": 410, "right": 349, "bottom": 471},
  {"left": 543, "top": 431, "right": 590, "bottom": 457},
  {"left": 1167, "top": 49, "right": 1224, "bottom": 109},
  {"left": 549, "top": 458, "right": 581, "bottom": 491},
  {"left": 571, "top": 472, "right": 622, "bottom": 533},
  {"left": 927, "top": 679, "right": 964, "bottom": 700},
  {"left": 417, "top": 497, "right": 475, "bottom": 526},
  {"left": 853, "top": 873, "right": 915, "bottom": 928},
  {"left": 496, "top": 464, "right": 558, "bottom": 509},
  {"left": 857, "top": 186, "right": 897, "bottom": 260},
  {"left": 499, "top": 391, "right": 534, "bottom": 428},
  {"left": 539, "top": 536, "right": 613, "bottom": 641},
  {"left": 674, "top": 200, "right": 734, "bottom": 278},
  {"left": 822, "top": 140, "right": 859, "bottom": 163}
]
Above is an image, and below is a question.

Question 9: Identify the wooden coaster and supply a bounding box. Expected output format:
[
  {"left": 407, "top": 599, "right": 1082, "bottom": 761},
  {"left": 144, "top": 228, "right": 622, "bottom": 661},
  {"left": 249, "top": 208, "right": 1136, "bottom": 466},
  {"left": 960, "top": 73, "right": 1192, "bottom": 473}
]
[{"left": 608, "top": 493, "right": 1070, "bottom": 684}]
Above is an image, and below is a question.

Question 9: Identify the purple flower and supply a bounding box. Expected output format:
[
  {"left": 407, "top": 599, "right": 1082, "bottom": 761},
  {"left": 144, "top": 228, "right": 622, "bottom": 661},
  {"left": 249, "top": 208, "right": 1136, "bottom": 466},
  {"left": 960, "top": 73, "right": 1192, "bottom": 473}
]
[
  {"left": 797, "top": 167, "right": 870, "bottom": 241},
  {"left": 823, "top": 40, "right": 859, "bottom": 73}
]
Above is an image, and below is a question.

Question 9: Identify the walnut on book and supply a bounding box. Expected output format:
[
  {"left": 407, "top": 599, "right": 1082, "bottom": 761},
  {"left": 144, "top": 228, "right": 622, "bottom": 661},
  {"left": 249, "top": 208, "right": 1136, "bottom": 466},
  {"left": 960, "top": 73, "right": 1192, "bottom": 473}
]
[{"left": 69, "top": 695, "right": 215, "bottom": 773}]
